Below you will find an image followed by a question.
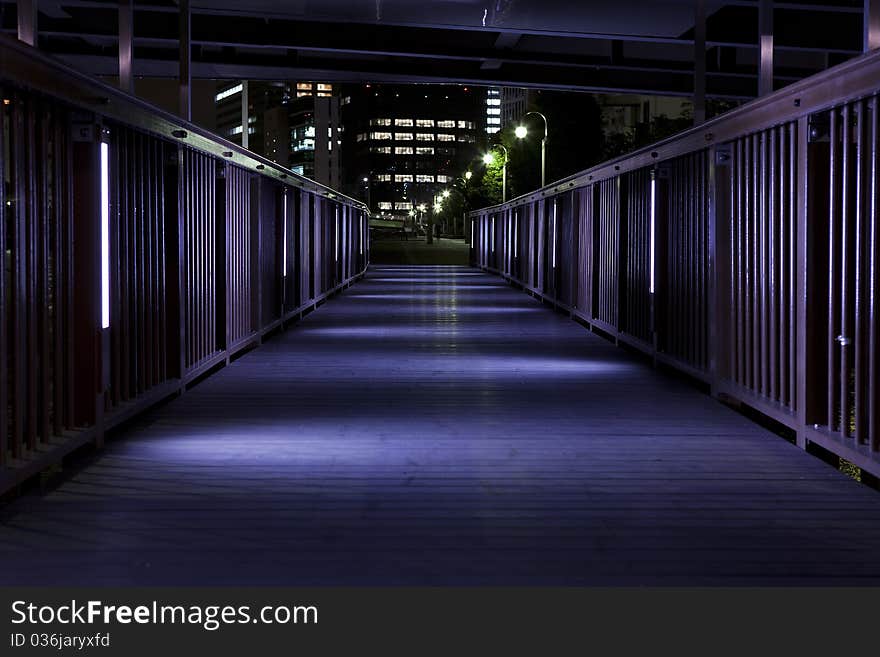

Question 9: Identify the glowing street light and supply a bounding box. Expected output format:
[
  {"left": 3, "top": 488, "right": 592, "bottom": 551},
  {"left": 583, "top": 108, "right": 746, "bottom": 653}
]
[
  {"left": 442, "top": 189, "right": 451, "bottom": 199},
  {"left": 465, "top": 171, "right": 473, "bottom": 180},
  {"left": 515, "top": 111, "right": 548, "bottom": 187}
]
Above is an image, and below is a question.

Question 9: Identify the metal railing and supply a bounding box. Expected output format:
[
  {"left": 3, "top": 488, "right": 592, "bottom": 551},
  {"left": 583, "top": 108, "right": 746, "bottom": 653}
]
[
  {"left": 0, "top": 37, "right": 370, "bottom": 494},
  {"left": 470, "top": 47, "right": 880, "bottom": 478}
]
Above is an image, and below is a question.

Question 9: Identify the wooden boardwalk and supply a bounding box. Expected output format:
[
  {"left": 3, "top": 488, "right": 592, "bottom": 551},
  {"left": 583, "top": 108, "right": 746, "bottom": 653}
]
[{"left": 2, "top": 265, "right": 880, "bottom": 585}]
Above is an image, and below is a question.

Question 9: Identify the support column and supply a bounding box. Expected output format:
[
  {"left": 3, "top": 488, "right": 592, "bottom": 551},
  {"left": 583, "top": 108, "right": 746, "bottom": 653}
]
[
  {"left": 17, "top": 0, "right": 37, "bottom": 46},
  {"left": 694, "top": 0, "right": 706, "bottom": 125},
  {"left": 866, "top": 0, "right": 880, "bottom": 52},
  {"left": 241, "top": 81, "right": 249, "bottom": 150},
  {"left": 758, "top": 0, "right": 774, "bottom": 96},
  {"left": 119, "top": 0, "right": 134, "bottom": 94},
  {"left": 178, "top": 0, "right": 191, "bottom": 121}
]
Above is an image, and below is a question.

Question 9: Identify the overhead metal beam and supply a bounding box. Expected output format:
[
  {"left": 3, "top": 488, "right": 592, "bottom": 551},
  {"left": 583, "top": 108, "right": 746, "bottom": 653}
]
[
  {"left": 118, "top": 0, "right": 134, "bottom": 94},
  {"left": 759, "top": 0, "right": 774, "bottom": 96},
  {"left": 17, "top": 0, "right": 37, "bottom": 46},
  {"left": 694, "top": 0, "right": 707, "bottom": 124},
  {"left": 178, "top": 0, "right": 191, "bottom": 121},
  {"left": 867, "top": 0, "right": 880, "bottom": 51}
]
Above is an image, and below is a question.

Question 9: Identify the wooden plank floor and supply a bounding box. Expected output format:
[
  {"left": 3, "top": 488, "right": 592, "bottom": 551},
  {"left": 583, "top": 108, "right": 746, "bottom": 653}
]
[{"left": 2, "top": 265, "right": 880, "bottom": 585}]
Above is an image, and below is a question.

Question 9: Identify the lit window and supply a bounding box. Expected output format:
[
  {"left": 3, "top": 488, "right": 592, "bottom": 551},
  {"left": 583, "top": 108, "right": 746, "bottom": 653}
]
[
  {"left": 317, "top": 92, "right": 332, "bottom": 97},
  {"left": 457, "top": 134, "right": 475, "bottom": 143},
  {"left": 487, "top": 108, "right": 501, "bottom": 116},
  {"left": 415, "top": 133, "right": 434, "bottom": 141},
  {"left": 395, "top": 146, "right": 414, "bottom": 154},
  {"left": 458, "top": 120, "right": 474, "bottom": 129},
  {"left": 357, "top": 133, "right": 367, "bottom": 142},
  {"left": 395, "top": 132, "right": 413, "bottom": 141},
  {"left": 486, "top": 98, "right": 501, "bottom": 106},
  {"left": 370, "top": 146, "right": 392, "bottom": 154},
  {"left": 215, "top": 84, "right": 243, "bottom": 102},
  {"left": 486, "top": 128, "right": 500, "bottom": 134},
  {"left": 395, "top": 202, "right": 413, "bottom": 210},
  {"left": 370, "top": 131, "right": 392, "bottom": 140},
  {"left": 394, "top": 118, "right": 414, "bottom": 126},
  {"left": 230, "top": 125, "right": 243, "bottom": 135},
  {"left": 291, "top": 165, "right": 304, "bottom": 175},
  {"left": 296, "top": 82, "right": 313, "bottom": 90},
  {"left": 379, "top": 201, "right": 393, "bottom": 210},
  {"left": 416, "top": 147, "right": 434, "bottom": 155},
  {"left": 436, "top": 175, "right": 451, "bottom": 183},
  {"left": 416, "top": 175, "right": 434, "bottom": 183},
  {"left": 394, "top": 174, "right": 413, "bottom": 182},
  {"left": 370, "top": 118, "right": 392, "bottom": 126},
  {"left": 375, "top": 174, "right": 392, "bottom": 182},
  {"left": 317, "top": 83, "right": 333, "bottom": 91},
  {"left": 437, "top": 134, "right": 455, "bottom": 141},
  {"left": 437, "top": 120, "right": 455, "bottom": 128},
  {"left": 416, "top": 119, "right": 434, "bottom": 127}
]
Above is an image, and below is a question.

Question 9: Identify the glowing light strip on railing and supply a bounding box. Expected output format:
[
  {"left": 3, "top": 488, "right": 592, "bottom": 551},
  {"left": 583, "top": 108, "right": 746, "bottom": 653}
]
[
  {"left": 514, "top": 211, "right": 518, "bottom": 258},
  {"left": 551, "top": 199, "right": 557, "bottom": 268},
  {"left": 650, "top": 174, "right": 656, "bottom": 294},
  {"left": 359, "top": 212, "right": 364, "bottom": 255},
  {"left": 282, "top": 192, "right": 288, "bottom": 277},
  {"left": 335, "top": 206, "right": 339, "bottom": 262},
  {"left": 506, "top": 212, "right": 511, "bottom": 264},
  {"left": 100, "top": 141, "right": 110, "bottom": 329},
  {"left": 491, "top": 216, "right": 495, "bottom": 252}
]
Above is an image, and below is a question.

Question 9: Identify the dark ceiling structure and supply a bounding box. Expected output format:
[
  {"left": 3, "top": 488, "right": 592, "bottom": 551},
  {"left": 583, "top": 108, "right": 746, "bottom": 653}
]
[{"left": 0, "top": 0, "right": 868, "bottom": 98}]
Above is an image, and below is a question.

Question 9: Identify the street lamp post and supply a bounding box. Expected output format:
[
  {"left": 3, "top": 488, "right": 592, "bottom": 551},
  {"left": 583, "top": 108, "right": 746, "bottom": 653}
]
[
  {"left": 362, "top": 176, "right": 371, "bottom": 210},
  {"left": 483, "top": 143, "right": 509, "bottom": 203},
  {"left": 515, "top": 111, "right": 548, "bottom": 187}
]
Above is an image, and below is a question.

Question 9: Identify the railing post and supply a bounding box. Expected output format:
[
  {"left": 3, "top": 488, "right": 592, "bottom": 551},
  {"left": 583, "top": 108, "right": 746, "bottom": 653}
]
[
  {"left": 866, "top": 0, "right": 880, "bottom": 52},
  {"left": 16, "top": 0, "right": 37, "bottom": 46},
  {"left": 178, "top": 0, "right": 191, "bottom": 122},
  {"left": 707, "top": 144, "right": 721, "bottom": 396},
  {"left": 795, "top": 115, "right": 811, "bottom": 449},
  {"left": 758, "top": 0, "right": 774, "bottom": 96},
  {"left": 118, "top": 0, "right": 134, "bottom": 94},
  {"left": 70, "top": 117, "right": 103, "bottom": 442},
  {"left": 694, "top": 0, "right": 707, "bottom": 125}
]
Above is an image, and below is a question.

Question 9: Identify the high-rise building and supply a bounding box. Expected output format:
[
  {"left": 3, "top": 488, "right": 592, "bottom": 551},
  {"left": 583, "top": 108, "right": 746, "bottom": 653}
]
[
  {"left": 340, "top": 84, "right": 484, "bottom": 217},
  {"left": 214, "top": 81, "right": 287, "bottom": 150},
  {"left": 215, "top": 80, "right": 342, "bottom": 189},
  {"left": 486, "top": 86, "right": 532, "bottom": 134},
  {"left": 501, "top": 87, "right": 530, "bottom": 127},
  {"left": 486, "top": 87, "right": 502, "bottom": 134}
]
